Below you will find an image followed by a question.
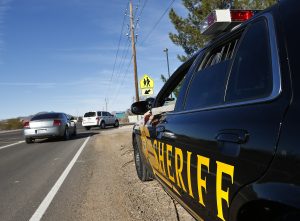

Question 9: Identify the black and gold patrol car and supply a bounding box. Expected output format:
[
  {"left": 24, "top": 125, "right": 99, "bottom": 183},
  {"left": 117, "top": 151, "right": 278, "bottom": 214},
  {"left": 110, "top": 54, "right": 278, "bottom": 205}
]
[{"left": 131, "top": 0, "right": 300, "bottom": 220}]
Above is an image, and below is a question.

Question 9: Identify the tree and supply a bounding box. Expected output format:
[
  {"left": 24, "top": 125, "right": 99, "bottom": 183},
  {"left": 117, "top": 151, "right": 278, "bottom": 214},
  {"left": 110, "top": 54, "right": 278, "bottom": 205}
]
[{"left": 169, "top": 0, "right": 276, "bottom": 62}]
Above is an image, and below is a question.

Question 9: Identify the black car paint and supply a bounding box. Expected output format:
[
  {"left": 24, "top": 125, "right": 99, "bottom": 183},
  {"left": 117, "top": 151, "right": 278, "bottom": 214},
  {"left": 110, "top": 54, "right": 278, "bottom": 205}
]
[{"left": 132, "top": 1, "right": 300, "bottom": 220}]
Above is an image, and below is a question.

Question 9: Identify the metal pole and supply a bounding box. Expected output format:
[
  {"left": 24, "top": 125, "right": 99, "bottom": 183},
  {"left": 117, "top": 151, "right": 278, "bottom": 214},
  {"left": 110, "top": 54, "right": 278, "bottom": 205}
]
[
  {"left": 105, "top": 98, "right": 108, "bottom": 111},
  {"left": 130, "top": 0, "right": 139, "bottom": 102},
  {"left": 163, "top": 48, "right": 170, "bottom": 78}
]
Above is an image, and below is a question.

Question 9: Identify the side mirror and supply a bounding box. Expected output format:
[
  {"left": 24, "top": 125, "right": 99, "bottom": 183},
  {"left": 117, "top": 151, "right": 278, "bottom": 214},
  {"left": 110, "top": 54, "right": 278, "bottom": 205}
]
[{"left": 131, "top": 101, "right": 150, "bottom": 115}]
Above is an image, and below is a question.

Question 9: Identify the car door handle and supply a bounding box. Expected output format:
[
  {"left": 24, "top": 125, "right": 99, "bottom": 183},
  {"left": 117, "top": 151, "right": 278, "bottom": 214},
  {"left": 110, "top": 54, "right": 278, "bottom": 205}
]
[
  {"left": 216, "top": 129, "right": 249, "bottom": 144},
  {"left": 156, "top": 126, "right": 177, "bottom": 139},
  {"left": 163, "top": 131, "right": 177, "bottom": 139}
]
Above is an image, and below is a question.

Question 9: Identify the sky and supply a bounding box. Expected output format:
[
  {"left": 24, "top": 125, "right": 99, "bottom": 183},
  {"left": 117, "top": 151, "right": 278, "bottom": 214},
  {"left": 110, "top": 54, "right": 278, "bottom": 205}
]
[{"left": 0, "top": 0, "right": 187, "bottom": 120}]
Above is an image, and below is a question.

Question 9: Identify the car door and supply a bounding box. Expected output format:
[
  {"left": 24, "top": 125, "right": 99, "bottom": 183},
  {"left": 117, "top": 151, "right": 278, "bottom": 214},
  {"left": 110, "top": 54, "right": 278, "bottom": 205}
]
[
  {"left": 154, "top": 17, "right": 291, "bottom": 221},
  {"left": 141, "top": 54, "right": 200, "bottom": 199},
  {"left": 107, "top": 112, "right": 114, "bottom": 125},
  {"left": 103, "top": 112, "right": 110, "bottom": 124}
]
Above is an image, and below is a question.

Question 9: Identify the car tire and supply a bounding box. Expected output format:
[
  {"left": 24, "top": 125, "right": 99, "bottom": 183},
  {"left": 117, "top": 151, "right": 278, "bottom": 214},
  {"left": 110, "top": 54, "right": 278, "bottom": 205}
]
[
  {"left": 73, "top": 126, "right": 77, "bottom": 136},
  {"left": 85, "top": 126, "right": 91, "bottom": 131},
  {"left": 100, "top": 121, "right": 106, "bottom": 129},
  {"left": 114, "top": 120, "right": 119, "bottom": 128},
  {"left": 133, "top": 137, "right": 152, "bottom": 182},
  {"left": 63, "top": 127, "right": 70, "bottom": 140},
  {"left": 25, "top": 138, "right": 34, "bottom": 144}
]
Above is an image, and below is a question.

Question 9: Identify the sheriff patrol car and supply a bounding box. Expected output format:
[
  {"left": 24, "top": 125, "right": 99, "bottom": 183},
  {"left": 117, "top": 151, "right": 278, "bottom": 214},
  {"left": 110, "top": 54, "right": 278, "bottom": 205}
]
[{"left": 131, "top": 0, "right": 299, "bottom": 220}]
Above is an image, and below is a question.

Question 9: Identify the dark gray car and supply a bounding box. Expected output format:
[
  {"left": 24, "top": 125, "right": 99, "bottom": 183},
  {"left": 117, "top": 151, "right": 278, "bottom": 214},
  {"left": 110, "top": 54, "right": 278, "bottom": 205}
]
[{"left": 23, "top": 112, "right": 77, "bottom": 143}]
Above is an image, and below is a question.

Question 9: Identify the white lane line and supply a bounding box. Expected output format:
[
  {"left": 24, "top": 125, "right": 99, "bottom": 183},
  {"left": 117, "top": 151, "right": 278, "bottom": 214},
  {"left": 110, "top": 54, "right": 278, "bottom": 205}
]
[
  {"left": 29, "top": 136, "right": 91, "bottom": 221},
  {"left": 0, "top": 141, "right": 25, "bottom": 150}
]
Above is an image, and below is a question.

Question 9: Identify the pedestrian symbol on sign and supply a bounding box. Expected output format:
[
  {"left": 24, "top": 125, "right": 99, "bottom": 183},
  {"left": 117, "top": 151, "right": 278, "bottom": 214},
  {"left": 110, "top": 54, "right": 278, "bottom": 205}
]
[{"left": 140, "top": 74, "right": 154, "bottom": 89}]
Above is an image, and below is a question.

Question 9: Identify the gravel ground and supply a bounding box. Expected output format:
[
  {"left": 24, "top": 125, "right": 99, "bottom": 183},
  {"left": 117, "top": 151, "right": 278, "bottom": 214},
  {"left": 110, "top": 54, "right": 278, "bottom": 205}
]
[{"left": 79, "top": 126, "right": 195, "bottom": 221}]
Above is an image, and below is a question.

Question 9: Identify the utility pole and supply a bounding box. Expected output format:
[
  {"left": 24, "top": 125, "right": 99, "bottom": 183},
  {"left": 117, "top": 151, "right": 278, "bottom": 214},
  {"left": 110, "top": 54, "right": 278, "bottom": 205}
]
[
  {"left": 163, "top": 48, "right": 172, "bottom": 98},
  {"left": 163, "top": 48, "right": 171, "bottom": 78},
  {"left": 105, "top": 98, "right": 108, "bottom": 111},
  {"left": 129, "top": 0, "right": 139, "bottom": 102}
]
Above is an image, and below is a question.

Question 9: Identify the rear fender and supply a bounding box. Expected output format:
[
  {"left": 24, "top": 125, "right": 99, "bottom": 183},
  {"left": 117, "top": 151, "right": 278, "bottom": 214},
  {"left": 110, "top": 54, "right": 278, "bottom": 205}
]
[{"left": 230, "top": 182, "right": 300, "bottom": 221}]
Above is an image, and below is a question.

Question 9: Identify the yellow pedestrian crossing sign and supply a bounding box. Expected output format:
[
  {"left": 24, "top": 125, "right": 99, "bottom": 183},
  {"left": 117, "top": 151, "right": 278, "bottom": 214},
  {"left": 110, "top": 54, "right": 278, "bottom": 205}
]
[{"left": 140, "top": 74, "right": 154, "bottom": 89}]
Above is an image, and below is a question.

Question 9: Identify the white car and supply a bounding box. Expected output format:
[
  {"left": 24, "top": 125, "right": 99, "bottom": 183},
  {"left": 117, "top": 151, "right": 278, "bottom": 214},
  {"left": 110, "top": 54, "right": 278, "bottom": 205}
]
[{"left": 82, "top": 111, "right": 119, "bottom": 130}]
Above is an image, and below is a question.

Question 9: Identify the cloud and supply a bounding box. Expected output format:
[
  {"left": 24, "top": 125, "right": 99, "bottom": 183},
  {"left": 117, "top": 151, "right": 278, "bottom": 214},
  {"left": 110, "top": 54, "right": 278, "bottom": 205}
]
[
  {"left": 0, "top": 82, "right": 57, "bottom": 87},
  {"left": 0, "top": 71, "right": 113, "bottom": 90},
  {"left": 55, "top": 45, "right": 129, "bottom": 53},
  {"left": 53, "top": 52, "right": 107, "bottom": 63}
]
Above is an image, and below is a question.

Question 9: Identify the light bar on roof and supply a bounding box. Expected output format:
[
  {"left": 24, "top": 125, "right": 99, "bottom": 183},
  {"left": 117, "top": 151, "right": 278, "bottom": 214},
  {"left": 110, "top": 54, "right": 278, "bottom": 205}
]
[{"left": 200, "top": 9, "right": 257, "bottom": 35}]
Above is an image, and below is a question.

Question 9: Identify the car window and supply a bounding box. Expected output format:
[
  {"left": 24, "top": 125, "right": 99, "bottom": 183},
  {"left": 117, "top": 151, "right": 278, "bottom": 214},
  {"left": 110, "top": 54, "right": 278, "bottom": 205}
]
[
  {"left": 161, "top": 76, "right": 186, "bottom": 107},
  {"left": 61, "top": 114, "right": 68, "bottom": 120},
  {"left": 225, "top": 19, "right": 272, "bottom": 103},
  {"left": 102, "top": 112, "right": 108, "bottom": 116},
  {"left": 31, "top": 113, "right": 61, "bottom": 120},
  {"left": 97, "top": 111, "right": 102, "bottom": 116},
  {"left": 153, "top": 54, "right": 198, "bottom": 114},
  {"left": 84, "top": 112, "right": 96, "bottom": 117},
  {"left": 184, "top": 33, "right": 242, "bottom": 110}
]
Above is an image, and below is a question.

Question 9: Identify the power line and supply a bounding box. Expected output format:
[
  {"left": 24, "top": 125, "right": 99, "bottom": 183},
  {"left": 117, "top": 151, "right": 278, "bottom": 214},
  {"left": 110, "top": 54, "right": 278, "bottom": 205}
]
[
  {"left": 111, "top": 0, "right": 147, "bottom": 103},
  {"left": 141, "top": 0, "right": 175, "bottom": 45},
  {"left": 111, "top": 55, "right": 134, "bottom": 104},
  {"left": 105, "top": 2, "right": 129, "bottom": 102},
  {"left": 114, "top": 39, "right": 131, "bottom": 81},
  {"left": 135, "top": 0, "right": 148, "bottom": 22},
  {"left": 133, "top": 0, "right": 141, "bottom": 20},
  {"left": 109, "top": 3, "right": 129, "bottom": 82},
  {"left": 134, "top": 0, "right": 149, "bottom": 44},
  {"left": 106, "top": 42, "right": 131, "bottom": 105}
]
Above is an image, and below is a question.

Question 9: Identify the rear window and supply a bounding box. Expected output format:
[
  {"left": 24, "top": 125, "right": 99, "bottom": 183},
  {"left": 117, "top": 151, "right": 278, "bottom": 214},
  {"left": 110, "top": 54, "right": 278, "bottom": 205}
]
[
  {"left": 84, "top": 112, "right": 96, "bottom": 117},
  {"left": 31, "top": 113, "right": 61, "bottom": 121},
  {"left": 225, "top": 19, "right": 272, "bottom": 102}
]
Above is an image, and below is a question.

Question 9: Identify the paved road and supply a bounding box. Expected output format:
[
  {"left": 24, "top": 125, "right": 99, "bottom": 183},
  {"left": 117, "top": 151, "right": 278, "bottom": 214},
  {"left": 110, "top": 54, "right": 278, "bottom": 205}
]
[
  {"left": 0, "top": 130, "right": 24, "bottom": 147},
  {"left": 0, "top": 126, "right": 98, "bottom": 221},
  {"left": 0, "top": 125, "right": 195, "bottom": 221}
]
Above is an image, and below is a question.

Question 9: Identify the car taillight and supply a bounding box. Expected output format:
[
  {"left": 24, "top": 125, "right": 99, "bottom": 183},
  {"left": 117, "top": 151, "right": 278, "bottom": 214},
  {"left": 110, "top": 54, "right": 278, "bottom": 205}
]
[
  {"left": 53, "top": 120, "right": 62, "bottom": 126},
  {"left": 24, "top": 122, "right": 30, "bottom": 128},
  {"left": 96, "top": 117, "right": 99, "bottom": 121}
]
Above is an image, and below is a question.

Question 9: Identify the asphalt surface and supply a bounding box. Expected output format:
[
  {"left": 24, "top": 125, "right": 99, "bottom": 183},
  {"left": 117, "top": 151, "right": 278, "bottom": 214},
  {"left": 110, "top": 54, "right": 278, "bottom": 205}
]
[
  {"left": 0, "top": 125, "right": 98, "bottom": 221},
  {"left": 0, "top": 130, "right": 24, "bottom": 147},
  {"left": 0, "top": 125, "right": 195, "bottom": 221}
]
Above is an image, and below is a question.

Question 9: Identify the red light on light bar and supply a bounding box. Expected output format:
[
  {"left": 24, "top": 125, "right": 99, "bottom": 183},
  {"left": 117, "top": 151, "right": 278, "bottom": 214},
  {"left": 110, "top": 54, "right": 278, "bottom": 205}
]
[
  {"left": 230, "top": 10, "right": 254, "bottom": 22},
  {"left": 200, "top": 9, "right": 259, "bottom": 35}
]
